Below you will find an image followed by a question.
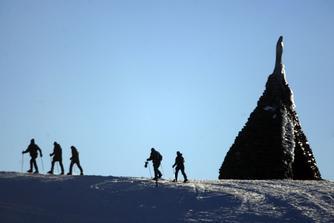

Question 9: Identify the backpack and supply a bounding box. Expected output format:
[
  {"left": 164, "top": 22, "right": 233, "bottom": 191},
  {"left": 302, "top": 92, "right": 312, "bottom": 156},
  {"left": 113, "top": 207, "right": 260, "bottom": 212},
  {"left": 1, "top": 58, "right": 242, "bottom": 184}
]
[{"left": 157, "top": 152, "right": 163, "bottom": 161}]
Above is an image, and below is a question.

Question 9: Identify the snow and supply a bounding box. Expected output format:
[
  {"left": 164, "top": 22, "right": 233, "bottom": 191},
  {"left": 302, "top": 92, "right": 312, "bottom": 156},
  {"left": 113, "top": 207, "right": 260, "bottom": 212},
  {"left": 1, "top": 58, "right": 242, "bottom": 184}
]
[
  {"left": 263, "top": 106, "right": 276, "bottom": 112},
  {"left": 0, "top": 172, "right": 333, "bottom": 223},
  {"left": 282, "top": 107, "right": 296, "bottom": 163}
]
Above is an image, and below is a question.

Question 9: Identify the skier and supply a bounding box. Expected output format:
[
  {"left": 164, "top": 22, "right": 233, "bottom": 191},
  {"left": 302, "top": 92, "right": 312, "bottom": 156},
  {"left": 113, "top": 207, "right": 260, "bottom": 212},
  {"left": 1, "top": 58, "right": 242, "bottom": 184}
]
[
  {"left": 48, "top": 142, "right": 64, "bottom": 175},
  {"left": 67, "top": 146, "right": 84, "bottom": 175},
  {"left": 172, "top": 151, "right": 188, "bottom": 183},
  {"left": 22, "top": 138, "right": 43, "bottom": 174},
  {"left": 146, "top": 148, "right": 163, "bottom": 180}
]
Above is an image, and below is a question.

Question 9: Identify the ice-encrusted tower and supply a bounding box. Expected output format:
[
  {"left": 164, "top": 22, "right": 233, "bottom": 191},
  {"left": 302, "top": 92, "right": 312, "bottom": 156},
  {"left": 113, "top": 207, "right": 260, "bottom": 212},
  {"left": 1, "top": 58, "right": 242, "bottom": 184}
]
[{"left": 219, "top": 36, "right": 321, "bottom": 180}]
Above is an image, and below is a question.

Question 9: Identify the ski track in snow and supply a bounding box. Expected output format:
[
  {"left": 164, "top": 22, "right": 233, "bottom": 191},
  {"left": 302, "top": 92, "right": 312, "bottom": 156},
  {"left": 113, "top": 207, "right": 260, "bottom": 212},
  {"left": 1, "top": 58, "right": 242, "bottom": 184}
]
[{"left": 0, "top": 172, "right": 333, "bottom": 223}]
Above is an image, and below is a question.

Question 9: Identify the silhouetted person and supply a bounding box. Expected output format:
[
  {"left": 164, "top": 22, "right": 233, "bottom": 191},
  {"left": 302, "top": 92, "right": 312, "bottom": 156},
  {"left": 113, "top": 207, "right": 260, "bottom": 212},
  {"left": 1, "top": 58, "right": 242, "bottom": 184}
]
[
  {"left": 172, "top": 151, "right": 188, "bottom": 182},
  {"left": 67, "top": 146, "right": 83, "bottom": 175},
  {"left": 146, "top": 148, "right": 163, "bottom": 180},
  {"left": 22, "top": 138, "right": 43, "bottom": 174},
  {"left": 48, "top": 142, "right": 64, "bottom": 175}
]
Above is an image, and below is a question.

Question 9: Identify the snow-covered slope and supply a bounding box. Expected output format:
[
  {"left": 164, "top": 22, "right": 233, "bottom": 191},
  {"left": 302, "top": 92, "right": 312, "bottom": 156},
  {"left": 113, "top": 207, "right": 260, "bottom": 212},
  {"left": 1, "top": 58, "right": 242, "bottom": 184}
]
[{"left": 0, "top": 172, "right": 333, "bottom": 223}]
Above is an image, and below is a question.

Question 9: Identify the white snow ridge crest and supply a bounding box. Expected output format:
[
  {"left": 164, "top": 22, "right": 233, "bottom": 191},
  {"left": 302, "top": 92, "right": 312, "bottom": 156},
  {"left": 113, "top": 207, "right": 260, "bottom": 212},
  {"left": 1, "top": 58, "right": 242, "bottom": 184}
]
[{"left": 0, "top": 172, "right": 333, "bottom": 223}]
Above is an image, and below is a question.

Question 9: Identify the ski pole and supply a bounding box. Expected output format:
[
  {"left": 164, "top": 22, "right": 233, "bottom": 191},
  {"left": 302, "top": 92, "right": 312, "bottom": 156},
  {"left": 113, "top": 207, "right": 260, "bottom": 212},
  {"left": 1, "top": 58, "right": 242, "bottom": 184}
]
[
  {"left": 161, "top": 163, "right": 165, "bottom": 176},
  {"left": 40, "top": 156, "right": 44, "bottom": 172},
  {"left": 21, "top": 153, "right": 24, "bottom": 173},
  {"left": 50, "top": 157, "right": 52, "bottom": 173},
  {"left": 148, "top": 163, "right": 152, "bottom": 178}
]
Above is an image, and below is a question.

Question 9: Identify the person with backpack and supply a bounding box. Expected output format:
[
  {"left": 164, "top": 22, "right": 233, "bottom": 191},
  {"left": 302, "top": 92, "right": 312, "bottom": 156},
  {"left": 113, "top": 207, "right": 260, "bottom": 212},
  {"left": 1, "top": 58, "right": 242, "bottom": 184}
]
[
  {"left": 172, "top": 151, "right": 188, "bottom": 183},
  {"left": 67, "top": 146, "right": 83, "bottom": 175},
  {"left": 48, "top": 142, "right": 64, "bottom": 175},
  {"left": 146, "top": 148, "right": 163, "bottom": 180},
  {"left": 22, "top": 138, "right": 43, "bottom": 174}
]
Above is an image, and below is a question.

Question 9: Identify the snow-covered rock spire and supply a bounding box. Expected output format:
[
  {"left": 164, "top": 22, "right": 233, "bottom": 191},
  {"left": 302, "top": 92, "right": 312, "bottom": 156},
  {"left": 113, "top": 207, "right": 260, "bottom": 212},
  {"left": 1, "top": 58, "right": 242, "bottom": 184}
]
[{"left": 219, "top": 37, "right": 321, "bottom": 180}]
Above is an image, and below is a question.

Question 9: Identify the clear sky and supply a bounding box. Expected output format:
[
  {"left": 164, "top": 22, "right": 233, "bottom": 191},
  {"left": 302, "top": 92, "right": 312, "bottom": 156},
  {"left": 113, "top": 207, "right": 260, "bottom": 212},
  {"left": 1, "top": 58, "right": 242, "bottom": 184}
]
[{"left": 0, "top": 0, "right": 333, "bottom": 180}]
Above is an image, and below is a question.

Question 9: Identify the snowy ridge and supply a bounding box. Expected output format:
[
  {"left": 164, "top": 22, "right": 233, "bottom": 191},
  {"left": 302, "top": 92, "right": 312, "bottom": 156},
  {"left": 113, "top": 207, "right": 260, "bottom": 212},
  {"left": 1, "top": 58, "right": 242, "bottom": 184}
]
[{"left": 0, "top": 172, "right": 333, "bottom": 223}]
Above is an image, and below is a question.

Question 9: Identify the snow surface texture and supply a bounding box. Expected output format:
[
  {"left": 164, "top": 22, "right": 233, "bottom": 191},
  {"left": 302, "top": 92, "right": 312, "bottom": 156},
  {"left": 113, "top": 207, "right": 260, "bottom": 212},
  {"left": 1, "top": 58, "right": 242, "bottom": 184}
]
[{"left": 0, "top": 172, "right": 333, "bottom": 223}]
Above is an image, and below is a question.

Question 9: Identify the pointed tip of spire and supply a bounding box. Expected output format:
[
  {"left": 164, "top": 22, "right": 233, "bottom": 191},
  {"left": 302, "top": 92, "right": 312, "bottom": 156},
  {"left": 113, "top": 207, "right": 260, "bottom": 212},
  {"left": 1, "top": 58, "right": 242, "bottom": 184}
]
[
  {"left": 274, "top": 36, "right": 284, "bottom": 73},
  {"left": 276, "top": 36, "right": 284, "bottom": 58},
  {"left": 278, "top": 36, "right": 283, "bottom": 42}
]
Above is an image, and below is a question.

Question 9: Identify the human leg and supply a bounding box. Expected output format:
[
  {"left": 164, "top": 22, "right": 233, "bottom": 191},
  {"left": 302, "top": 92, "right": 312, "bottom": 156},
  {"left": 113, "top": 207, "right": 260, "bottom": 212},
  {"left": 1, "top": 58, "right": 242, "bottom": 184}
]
[
  {"left": 32, "top": 158, "right": 39, "bottom": 173},
  {"left": 48, "top": 160, "right": 56, "bottom": 174},
  {"left": 156, "top": 162, "right": 162, "bottom": 178},
  {"left": 174, "top": 168, "right": 180, "bottom": 182},
  {"left": 67, "top": 161, "right": 74, "bottom": 175},
  {"left": 76, "top": 161, "right": 83, "bottom": 175},
  {"left": 153, "top": 164, "right": 159, "bottom": 179},
  {"left": 28, "top": 158, "right": 33, "bottom": 172},
  {"left": 181, "top": 166, "right": 187, "bottom": 182},
  {"left": 59, "top": 160, "right": 64, "bottom": 174}
]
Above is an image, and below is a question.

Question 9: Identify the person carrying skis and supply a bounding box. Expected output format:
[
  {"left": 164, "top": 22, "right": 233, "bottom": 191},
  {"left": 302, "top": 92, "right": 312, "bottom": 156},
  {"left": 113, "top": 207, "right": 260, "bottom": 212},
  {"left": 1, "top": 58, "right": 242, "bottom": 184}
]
[
  {"left": 146, "top": 148, "right": 163, "bottom": 180},
  {"left": 172, "top": 151, "right": 188, "bottom": 182},
  {"left": 67, "top": 146, "right": 84, "bottom": 175},
  {"left": 22, "top": 138, "right": 43, "bottom": 174},
  {"left": 48, "top": 142, "right": 64, "bottom": 175}
]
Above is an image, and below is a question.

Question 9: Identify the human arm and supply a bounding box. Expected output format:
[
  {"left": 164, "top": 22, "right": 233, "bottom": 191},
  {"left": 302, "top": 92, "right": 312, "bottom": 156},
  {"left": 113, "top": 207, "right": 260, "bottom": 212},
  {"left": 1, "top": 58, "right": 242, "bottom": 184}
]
[
  {"left": 37, "top": 146, "right": 43, "bottom": 157},
  {"left": 172, "top": 158, "right": 177, "bottom": 168},
  {"left": 22, "top": 144, "right": 31, "bottom": 154},
  {"left": 146, "top": 152, "right": 153, "bottom": 161}
]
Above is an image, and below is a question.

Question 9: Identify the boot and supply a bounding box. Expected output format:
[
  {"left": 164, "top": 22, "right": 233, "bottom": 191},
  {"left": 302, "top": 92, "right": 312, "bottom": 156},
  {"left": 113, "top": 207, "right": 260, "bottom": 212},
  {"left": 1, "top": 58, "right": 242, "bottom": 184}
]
[
  {"left": 33, "top": 170, "right": 39, "bottom": 174},
  {"left": 27, "top": 169, "right": 33, "bottom": 173},
  {"left": 47, "top": 170, "right": 53, "bottom": 174},
  {"left": 67, "top": 172, "right": 72, "bottom": 175}
]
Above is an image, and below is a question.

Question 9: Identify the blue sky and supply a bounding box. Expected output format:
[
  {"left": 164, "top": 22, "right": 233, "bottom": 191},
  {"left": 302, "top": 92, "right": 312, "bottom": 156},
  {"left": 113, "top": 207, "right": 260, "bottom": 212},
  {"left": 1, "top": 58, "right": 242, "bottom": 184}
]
[{"left": 0, "top": 0, "right": 333, "bottom": 180}]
